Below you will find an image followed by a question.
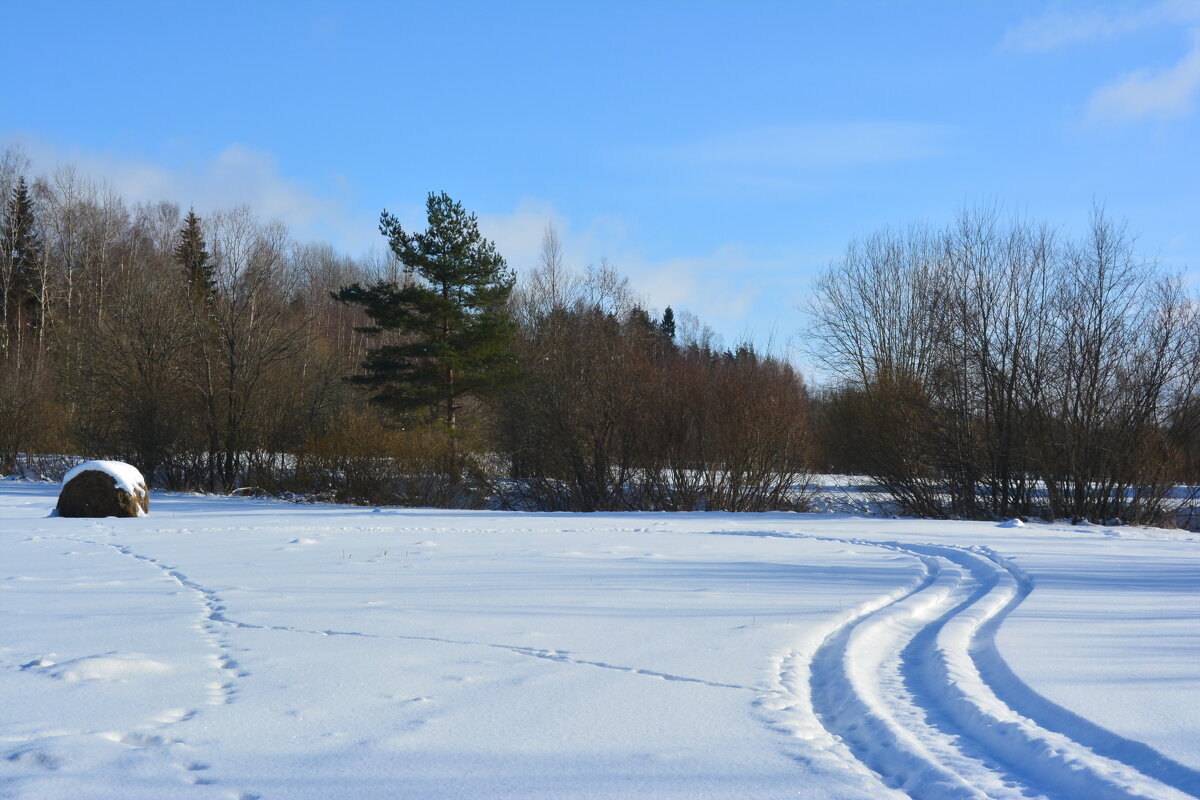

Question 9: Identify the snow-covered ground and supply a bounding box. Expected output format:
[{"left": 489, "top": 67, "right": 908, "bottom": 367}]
[{"left": 2, "top": 482, "right": 1198, "bottom": 799}]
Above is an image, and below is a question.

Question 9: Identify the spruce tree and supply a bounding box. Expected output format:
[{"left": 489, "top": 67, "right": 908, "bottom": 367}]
[
  {"left": 336, "top": 192, "right": 515, "bottom": 430},
  {"left": 174, "top": 210, "right": 215, "bottom": 301},
  {"left": 2, "top": 177, "right": 44, "bottom": 332},
  {"left": 659, "top": 306, "right": 676, "bottom": 340}
]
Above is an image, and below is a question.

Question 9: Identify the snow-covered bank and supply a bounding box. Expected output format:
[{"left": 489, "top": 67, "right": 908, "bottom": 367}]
[{"left": 2, "top": 483, "right": 1197, "bottom": 799}]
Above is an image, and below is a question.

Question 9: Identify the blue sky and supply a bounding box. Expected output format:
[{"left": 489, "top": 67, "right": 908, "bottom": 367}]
[{"left": 3, "top": 0, "right": 1200, "bottom": 355}]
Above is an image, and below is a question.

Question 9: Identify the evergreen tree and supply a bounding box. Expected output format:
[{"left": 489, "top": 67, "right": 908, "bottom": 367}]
[
  {"left": 627, "top": 305, "right": 655, "bottom": 334},
  {"left": 174, "top": 210, "right": 215, "bottom": 301},
  {"left": 659, "top": 306, "right": 676, "bottom": 340},
  {"left": 1, "top": 177, "right": 44, "bottom": 334},
  {"left": 336, "top": 192, "right": 515, "bottom": 430}
]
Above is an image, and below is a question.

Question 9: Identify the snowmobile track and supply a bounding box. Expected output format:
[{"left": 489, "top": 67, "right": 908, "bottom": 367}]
[{"left": 794, "top": 535, "right": 1198, "bottom": 800}]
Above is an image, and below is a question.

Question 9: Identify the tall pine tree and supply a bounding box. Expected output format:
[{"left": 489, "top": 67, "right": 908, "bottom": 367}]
[
  {"left": 174, "top": 210, "right": 215, "bottom": 302},
  {"left": 336, "top": 192, "right": 515, "bottom": 430}
]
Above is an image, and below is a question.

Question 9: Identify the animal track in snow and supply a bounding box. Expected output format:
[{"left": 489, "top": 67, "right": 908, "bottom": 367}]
[{"left": 51, "top": 534, "right": 254, "bottom": 795}]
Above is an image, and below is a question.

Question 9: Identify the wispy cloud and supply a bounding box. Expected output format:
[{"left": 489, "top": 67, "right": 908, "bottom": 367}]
[
  {"left": 663, "top": 122, "right": 952, "bottom": 169},
  {"left": 477, "top": 200, "right": 629, "bottom": 274},
  {"left": 3, "top": 135, "right": 379, "bottom": 253},
  {"left": 626, "top": 245, "right": 764, "bottom": 330},
  {"left": 1000, "top": 1, "right": 1199, "bottom": 52},
  {"left": 1002, "top": 1, "right": 1200, "bottom": 123},
  {"left": 478, "top": 204, "right": 803, "bottom": 348},
  {"left": 1087, "top": 30, "right": 1200, "bottom": 121}
]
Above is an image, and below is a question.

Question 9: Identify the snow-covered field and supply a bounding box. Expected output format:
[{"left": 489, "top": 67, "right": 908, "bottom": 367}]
[{"left": 2, "top": 482, "right": 1198, "bottom": 799}]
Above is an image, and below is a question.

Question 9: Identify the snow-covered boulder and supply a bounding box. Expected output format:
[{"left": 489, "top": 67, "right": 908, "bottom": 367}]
[{"left": 56, "top": 461, "right": 149, "bottom": 518}]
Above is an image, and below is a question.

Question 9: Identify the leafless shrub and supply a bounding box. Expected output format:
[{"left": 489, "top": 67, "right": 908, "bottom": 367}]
[{"left": 498, "top": 231, "right": 815, "bottom": 511}]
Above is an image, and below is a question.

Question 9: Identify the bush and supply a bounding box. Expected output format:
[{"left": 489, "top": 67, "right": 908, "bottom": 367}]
[{"left": 294, "top": 410, "right": 489, "bottom": 507}]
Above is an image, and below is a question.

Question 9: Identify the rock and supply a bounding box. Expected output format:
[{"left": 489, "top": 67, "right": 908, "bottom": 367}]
[{"left": 56, "top": 461, "right": 149, "bottom": 518}]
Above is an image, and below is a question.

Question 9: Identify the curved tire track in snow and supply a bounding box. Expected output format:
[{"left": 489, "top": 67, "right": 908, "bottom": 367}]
[
  {"left": 908, "top": 544, "right": 1200, "bottom": 800},
  {"left": 798, "top": 537, "right": 1196, "bottom": 800},
  {"left": 806, "top": 544, "right": 1017, "bottom": 799},
  {"left": 970, "top": 549, "right": 1200, "bottom": 798}
]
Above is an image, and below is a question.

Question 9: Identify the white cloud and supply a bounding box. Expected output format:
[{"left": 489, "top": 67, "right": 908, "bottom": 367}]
[
  {"left": 476, "top": 203, "right": 801, "bottom": 348},
  {"left": 1087, "top": 31, "right": 1200, "bottom": 121},
  {"left": 477, "top": 203, "right": 746, "bottom": 318},
  {"left": 2, "top": 135, "right": 379, "bottom": 253},
  {"left": 661, "top": 122, "right": 951, "bottom": 169},
  {"left": 478, "top": 200, "right": 632, "bottom": 276},
  {"left": 477, "top": 200, "right": 573, "bottom": 272},
  {"left": 628, "top": 246, "right": 761, "bottom": 327},
  {"left": 1001, "top": 0, "right": 1200, "bottom": 52},
  {"left": 1001, "top": 2, "right": 1200, "bottom": 124}
]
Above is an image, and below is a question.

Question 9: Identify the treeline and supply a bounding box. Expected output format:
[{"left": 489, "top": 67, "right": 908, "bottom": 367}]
[
  {"left": 0, "top": 151, "right": 813, "bottom": 512},
  {"left": 0, "top": 151, "right": 384, "bottom": 492},
  {"left": 808, "top": 208, "right": 1200, "bottom": 526},
  {"left": 4, "top": 150, "right": 1198, "bottom": 524}
]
